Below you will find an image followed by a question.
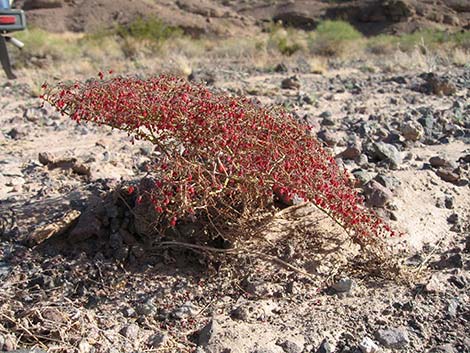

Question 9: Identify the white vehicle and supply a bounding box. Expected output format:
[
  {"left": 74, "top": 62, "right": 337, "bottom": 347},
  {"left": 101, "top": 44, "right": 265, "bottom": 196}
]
[{"left": 0, "top": 0, "right": 26, "bottom": 79}]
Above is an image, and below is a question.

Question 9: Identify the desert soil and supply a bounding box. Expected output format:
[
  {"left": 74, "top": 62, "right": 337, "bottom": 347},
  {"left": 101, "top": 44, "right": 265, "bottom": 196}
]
[{"left": 0, "top": 58, "right": 469, "bottom": 353}]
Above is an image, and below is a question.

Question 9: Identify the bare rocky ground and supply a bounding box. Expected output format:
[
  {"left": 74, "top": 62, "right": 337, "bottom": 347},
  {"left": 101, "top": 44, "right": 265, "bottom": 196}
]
[{"left": 0, "top": 59, "right": 470, "bottom": 353}]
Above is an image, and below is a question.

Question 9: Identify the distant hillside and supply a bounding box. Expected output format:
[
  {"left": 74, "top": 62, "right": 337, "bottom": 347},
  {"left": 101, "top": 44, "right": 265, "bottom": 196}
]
[{"left": 14, "top": 0, "right": 470, "bottom": 36}]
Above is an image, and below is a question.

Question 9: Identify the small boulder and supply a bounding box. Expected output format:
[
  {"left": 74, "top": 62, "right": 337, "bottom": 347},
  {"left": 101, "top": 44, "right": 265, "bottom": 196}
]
[
  {"left": 375, "top": 327, "right": 409, "bottom": 349},
  {"left": 371, "top": 142, "right": 402, "bottom": 169},
  {"left": 401, "top": 121, "right": 424, "bottom": 141},
  {"left": 436, "top": 169, "right": 460, "bottom": 184},
  {"left": 281, "top": 76, "right": 301, "bottom": 90},
  {"left": 359, "top": 337, "right": 379, "bottom": 353},
  {"left": 363, "top": 180, "right": 393, "bottom": 208},
  {"left": 119, "top": 323, "right": 139, "bottom": 340}
]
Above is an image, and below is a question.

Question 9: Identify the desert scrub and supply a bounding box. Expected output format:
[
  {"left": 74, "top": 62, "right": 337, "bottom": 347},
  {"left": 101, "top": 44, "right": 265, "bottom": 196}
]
[
  {"left": 11, "top": 28, "right": 81, "bottom": 68},
  {"left": 42, "top": 74, "right": 397, "bottom": 245},
  {"left": 367, "top": 30, "right": 470, "bottom": 55},
  {"left": 267, "top": 24, "right": 306, "bottom": 56},
  {"left": 309, "top": 20, "right": 363, "bottom": 57},
  {"left": 115, "top": 17, "right": 183, "bottom": 58}
]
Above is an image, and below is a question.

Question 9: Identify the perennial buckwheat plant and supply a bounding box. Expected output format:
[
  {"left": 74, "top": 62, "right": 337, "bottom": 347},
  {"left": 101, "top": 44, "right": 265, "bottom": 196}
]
[{"left": 42, "top": 73, "right": 397, "bottom": 244}]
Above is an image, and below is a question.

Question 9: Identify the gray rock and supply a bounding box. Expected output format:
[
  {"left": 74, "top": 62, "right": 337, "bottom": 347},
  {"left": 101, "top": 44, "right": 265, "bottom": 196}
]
[
  {"left": 352, "top": 170, "right": 376, "bottom": 187},
  {"left": 7, "top": 127, "right": 27, "bottom": 140},
  {"left": 6, "top": 176, "right": 25, "bottom": 187},
  {"left": 331, "top": 278, "right": 356, "bottom": 293},
  {"left": 119, "top": 323, "right": 139, "bottom": 340},
  {"left": 317, "top": 130, "right": 338, "bottom": 147},
  {"left": 68, "top": 211, "right": 105, "bottom": 243},
  {"left": 24, "top": 107, "right": 46, "bottom": 122},
  {"left": 147, "top": 331, "right": 169, "bottom": 348},
  {"left": 1, "top": 165, "right": 23, "bottom": 177},
  {"left": 447, "top": 299, "right": 459, "bottom": 318},
  {"left": 363, "top": 180, "right": 393, "bottom": 208},
  {"left": 0, "top": 262, "right": 10, "bottom": 280},
  {"left": 252, "top": 349, "right": 277, "bottom": 353},
  {"left": 276, "top": 338, "right": 303, "bottom": 353},
  {"left": 359, "top": 337, "right": 379, "bottom": 353},
  {"left": 172, "top": 301, "right": 199, "bottom": 319},
  {"left": 337, "top": 145, "right": 362, "bottom": 160},
  {"left": 136, "top": 299, "right": 157, "bottom": 316},
  {"left": 198, "top": 317, "right": 222, "bottom": 347},
  {"left": 315, "top": 339, "right": 332, "bottom": 353},
  {"left": 122, "top": 307, "right": 136, "bottom": 317},
  {"left": 373, "top": 174, "right": 401, "bottom": 191},
  {"left": 425, "top": 273, "right": 447, "bottom": 293},
  {"left": 372, "top": 142, "right": 402, "bottom": 169},
  {"left": 375, "top": 327, "right": 409, "bottom": 349},
  {"left": 321, "top": 117, "right": 335, "bottom": 126}
]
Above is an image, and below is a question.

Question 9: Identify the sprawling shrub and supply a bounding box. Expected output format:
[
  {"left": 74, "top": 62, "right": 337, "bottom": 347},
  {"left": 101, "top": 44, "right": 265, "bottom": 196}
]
[
  {"left": 309, "top": 20, "right": 363, "bottom": 56},
  {"left": 42, "top": 74, "right": 396, "bottom": 244}
]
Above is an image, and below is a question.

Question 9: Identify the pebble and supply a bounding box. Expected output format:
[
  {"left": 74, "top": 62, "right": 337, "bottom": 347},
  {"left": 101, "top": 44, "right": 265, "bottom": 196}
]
[
  {"left": 337, "top": 145, "right": 362, "bottom": 160},
  {"left": 436, "top": 169, "right": 460, "bottom": 183},
  {"left": 23, "top": 107, "right": 45, "bottom": 123},
  {"left": 425, "top": 273, "right": 447, "bottom": 293},
  {"left": 276, "top": 338, "right": 303, "bottom": 353},
  {"left": 281, "top": 76, "right": 301, "bottom": 90},
  {"left": 122, "top": 308, "right": 136, "bottom": 317},
  {"left": 331, "top": 278, "right": 356, "bottom": 293},
  {"left": 7, "top": 127, "right": 27, "bottom": 140},
  {"left": 136, "top": 299, "right": 157, "bottom": 316},
  {"left": 363, "top": 180, "right": 393, "bottom": 208},
  {"left": 119, "top": 323, "right": 139, "bottom": 340},
  {"left": 0, "top": 262, "right": 11, "bottom": 280},
  {"left": 317, "top": 130, "right": 338, "bottom": 146},
  {"left": 447, "top": 299, "right": 459, "bottom": 318},
  {"left": 38, "top": 152, "right": 56, "bottom": 165},
  {"left": 371, "top": 142, "right": 402, "bottom": 169},
  {"left": 374, "top": 327, "right": 409, "bottom": 349},
  {"left": 315, "top": 338, "right": 332, "bottom": 353},
  {"left": 401, "top": 121, "right": 424, "bottom": 141},
  {"left": 359, "top": 337, "right": 379, "bottom": 353},
  {"left": 429, "top": 156, "right": 452, "bottom": 168},
  {"left": 147, "top": 331, "right": 169, "bottom": 348},
  {"left": 172, "top": 301, "right": 199, "bottom": 319},
  {"left": 321, "top": 117, "right": 335, "bottom": 126},
  {"left": 78, "top": 339, "right": 91, "bottom": 353}
]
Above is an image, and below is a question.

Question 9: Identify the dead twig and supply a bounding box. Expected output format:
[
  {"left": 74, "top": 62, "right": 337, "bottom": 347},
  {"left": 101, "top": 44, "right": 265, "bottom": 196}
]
[
  {"left": 0, "top": 312, "right": 49, "bottom": 350},
  {"left": 159, "top": 241, "right": 315, "bottom": 280}
]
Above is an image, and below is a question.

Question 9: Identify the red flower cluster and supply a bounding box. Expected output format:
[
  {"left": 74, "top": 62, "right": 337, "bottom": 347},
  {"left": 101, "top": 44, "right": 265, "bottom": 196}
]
[{"left": 42, "top": 74, "right": 397, "bottom": 241}]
